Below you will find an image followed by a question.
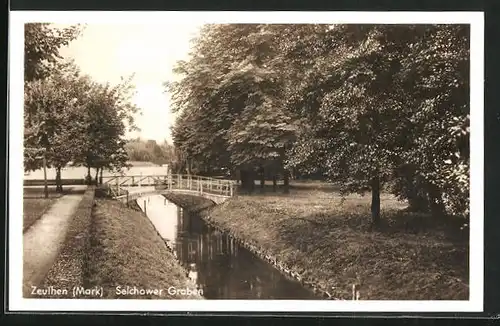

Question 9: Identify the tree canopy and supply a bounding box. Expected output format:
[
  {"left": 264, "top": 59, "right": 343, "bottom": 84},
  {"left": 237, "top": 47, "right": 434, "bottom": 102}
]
[
  {"left": 24, "top": 24, "right": 141, "bottom": 190},
  {"left": 24, "top": 23, "right": 84, "bottom": 82}
]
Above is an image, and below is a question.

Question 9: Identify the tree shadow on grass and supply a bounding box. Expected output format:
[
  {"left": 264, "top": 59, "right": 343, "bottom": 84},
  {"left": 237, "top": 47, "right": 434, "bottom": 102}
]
[
  {"left": 279, "top": 208, "right": 469, "bottom": 247},
  {"left": 373, "top": 210, "right": 469, "bottom": 244},
  {"left": 274, "top": 209, "right": 469, "bottom": 299},
  {"left": 235, "top": 184, "right": 340, "bottom": 198}
]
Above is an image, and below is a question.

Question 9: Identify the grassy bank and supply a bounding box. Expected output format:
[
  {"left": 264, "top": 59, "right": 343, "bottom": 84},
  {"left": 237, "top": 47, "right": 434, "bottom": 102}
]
[
  {"left": 85, "top": 198, "right": 202, "bottom": 299},
  {"left": 39, "top": 186, "right": 96, "bottom": 297},
  {"left": 164, "top": 190, "right": 468, "bottom": 300}
]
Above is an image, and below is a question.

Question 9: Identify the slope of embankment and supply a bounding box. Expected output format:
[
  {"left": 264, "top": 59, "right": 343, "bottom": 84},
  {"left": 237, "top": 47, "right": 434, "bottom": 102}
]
[{"left": 85, "top": 198, "right": 202, "bottom": 299}]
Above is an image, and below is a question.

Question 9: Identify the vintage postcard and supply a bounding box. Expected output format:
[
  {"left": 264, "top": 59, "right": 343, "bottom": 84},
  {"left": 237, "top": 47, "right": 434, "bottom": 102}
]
[{"left": 8, "top": 11, "right": 483, "bottom": 312}]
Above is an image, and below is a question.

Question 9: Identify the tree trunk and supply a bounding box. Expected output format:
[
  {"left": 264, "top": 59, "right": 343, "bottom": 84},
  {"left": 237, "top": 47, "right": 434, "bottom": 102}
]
[
  {"left": 234, "top": 169, "right": 240, "bottom": 184},
  {"left": 240, "top": 169, "right": 247, "bottom": 190},
  {"left": 272, "top": 175, "right": 277, "bottom": 192},
  {"left": 259, "top": 166, "right": 265, "bottom": 190},
  {"left": 43, "top": 153, "right": 48, "bottom": 199},
  {"left": 426, "top": 183, "right": 446, "bottom": 217},
  {"left": 407, "top": 179, "right": 429, "bottom": 212},
  {"left": 283, "top": 169, "right": 290, "bottom": 194},
  {"left": 94, "top": 168, "right": 99, "bottom": 186},
  {"left": 408, "top": 195, "right": 429, "bottom": 213},
  {"left": 371, "top": 174, "right": 381, "bottom": 225},
  {"left": 86, "top": 166, "right": 92, "bottom": 185},
  {"left": 403, "top": 170, "right": 429, "bottom": 213},
  {"left": 186, "top": 158, "right": 192, "bottom": 175},
  {"left": 55, "top": 166, "right": 63, "bottom": 193},
  {"left": 99, "top": 168, "right": 103, "bottom": 185},
  {"left": 249, "top": 169, "right": 255, "bottom": 193}
]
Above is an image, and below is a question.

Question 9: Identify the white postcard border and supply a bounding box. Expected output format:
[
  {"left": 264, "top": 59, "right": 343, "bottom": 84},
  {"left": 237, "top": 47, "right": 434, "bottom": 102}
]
[{"left": 8, "top": 10, "right": 484, "bottom": 312}]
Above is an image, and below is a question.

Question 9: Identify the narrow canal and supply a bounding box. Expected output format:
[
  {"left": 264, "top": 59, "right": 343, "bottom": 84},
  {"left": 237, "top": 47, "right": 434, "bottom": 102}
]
[{"left": 137, "top": 194, "right": 318, "bottom": 299}]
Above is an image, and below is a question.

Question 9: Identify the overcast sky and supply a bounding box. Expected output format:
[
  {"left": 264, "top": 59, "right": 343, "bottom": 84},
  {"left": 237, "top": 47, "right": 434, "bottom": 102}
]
[{"left": 58, "top": 23, "right": 203, "bottom": 143}]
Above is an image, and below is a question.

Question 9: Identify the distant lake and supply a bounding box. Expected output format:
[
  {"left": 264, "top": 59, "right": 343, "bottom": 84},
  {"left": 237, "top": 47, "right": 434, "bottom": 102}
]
[{"left": 24, "top": 163, "right": 170, "bottom": 180}]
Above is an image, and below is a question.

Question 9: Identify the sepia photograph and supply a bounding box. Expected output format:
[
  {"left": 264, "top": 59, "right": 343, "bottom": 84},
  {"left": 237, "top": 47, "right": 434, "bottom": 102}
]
[{"left": 9, "top": 11, "right": 483, "bottom": 312}]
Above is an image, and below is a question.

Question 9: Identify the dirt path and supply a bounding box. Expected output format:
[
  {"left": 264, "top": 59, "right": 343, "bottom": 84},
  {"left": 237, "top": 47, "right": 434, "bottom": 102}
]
[{"left": 23, "top": 191, "right": 85, "bottom": 297}]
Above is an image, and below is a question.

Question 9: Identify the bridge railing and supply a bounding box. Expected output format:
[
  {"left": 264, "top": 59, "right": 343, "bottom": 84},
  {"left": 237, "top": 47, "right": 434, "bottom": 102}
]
[
  {"left": 104, "top": 173, "right": 236, "bottom": 199},
  {"left": 102, "top": 174, "right": 162, "bottom": 188},
  {"left": 167, "top": 174, "right": 235, "bottom": 197}
]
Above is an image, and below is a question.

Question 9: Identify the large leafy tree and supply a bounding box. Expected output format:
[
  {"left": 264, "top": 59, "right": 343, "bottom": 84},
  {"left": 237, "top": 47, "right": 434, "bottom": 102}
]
[
  {"left": 284, "top": 24, "right": 470, "bottom": 222},
  {"left": 392, "top": 25, "right": 470, "bottom": 217},
  {"left": 74, "top": 76, "right": 140, "bottom": 184},
  {"left": 168, "top": 24, "right": 297, "bottom": 192},
  {"left": 25, "top": 59, "right": 141, "bottom": 188},
  {"left": 167, "top": 25, "right": 257, "bottom": 176},
  {"left": 24, "top": 61, "right": 90, "bottom": 192},
  {"left": 168, "top": 23, "right": 470, "bottom": 223},
  {"left": 282, "top": 25, "right": 397, "bottom": 223}
]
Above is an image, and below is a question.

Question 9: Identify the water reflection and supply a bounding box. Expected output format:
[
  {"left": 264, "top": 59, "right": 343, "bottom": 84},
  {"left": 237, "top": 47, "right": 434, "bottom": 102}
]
[{"left": 138, "top": 195, "right": 317, "bottom": 299}]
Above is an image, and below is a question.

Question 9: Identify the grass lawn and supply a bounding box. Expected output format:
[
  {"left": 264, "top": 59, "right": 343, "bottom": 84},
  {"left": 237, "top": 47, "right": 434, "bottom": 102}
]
[
  {"left": 23, "top": 187, "right": 64, "bottom": 232},
  {"left": 167, "top": 187, "right": 469, "bottom": 300},
  {"left": 86, "top": 198, "right": 202, "bottom": 299},
  {"left": 23, "top": 199, "right": 57, "bottom": 232}
]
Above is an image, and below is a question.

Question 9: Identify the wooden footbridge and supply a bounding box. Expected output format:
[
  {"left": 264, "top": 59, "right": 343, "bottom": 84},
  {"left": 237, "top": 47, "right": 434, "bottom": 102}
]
[{"left": 103, "top": 174, "right": 236, "bottom": 204}]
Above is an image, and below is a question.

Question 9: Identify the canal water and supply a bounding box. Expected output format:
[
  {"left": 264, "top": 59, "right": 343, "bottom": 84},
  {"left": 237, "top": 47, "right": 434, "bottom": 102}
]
[{"left": 137, "top": 195, "right": 318, "bottom": 299}]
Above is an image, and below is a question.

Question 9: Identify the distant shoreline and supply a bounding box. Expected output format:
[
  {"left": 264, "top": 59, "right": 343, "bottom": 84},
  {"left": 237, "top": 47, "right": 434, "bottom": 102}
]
[{"left": 24, "top": 162, "right": 168, "bottom": 180}]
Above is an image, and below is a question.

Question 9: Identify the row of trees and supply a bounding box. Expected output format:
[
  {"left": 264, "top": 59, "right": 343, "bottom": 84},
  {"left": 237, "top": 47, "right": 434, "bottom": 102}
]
[
  {"left": 125, "top": 137, "right": 226, "bottom": 176},
  {"left": 167, "top": 24, "right": 470, "bottom": 224},
  {"left": 24, "top": 23, "right": 140, "bottom": 193},
  {"left": 125, "top": 138, "right": 176, "bottom": 166}
]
